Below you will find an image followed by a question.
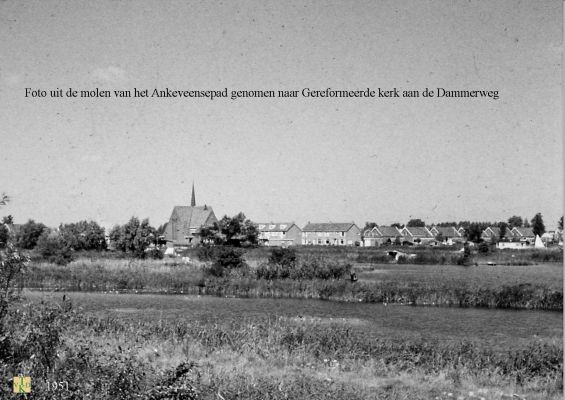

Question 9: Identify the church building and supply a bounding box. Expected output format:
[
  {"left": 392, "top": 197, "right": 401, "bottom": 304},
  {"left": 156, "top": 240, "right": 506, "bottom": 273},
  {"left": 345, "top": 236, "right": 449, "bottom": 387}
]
[{"left": 164, "top": 184, "right": 218, "bottom": 247}]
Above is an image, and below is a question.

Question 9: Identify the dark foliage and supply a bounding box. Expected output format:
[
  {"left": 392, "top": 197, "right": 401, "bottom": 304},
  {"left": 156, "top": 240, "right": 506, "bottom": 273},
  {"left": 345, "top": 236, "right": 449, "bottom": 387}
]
[
  {"left": 35, "top": 231, "right": 74, "bottom": 265},
  {"left": 268, "top": 247, "right": 297, "bottom": 268},
  {"left": 109, "top": 217, "right": 159, "bottom": 258},
  {"left": 15, "top": 219, "right": 47, "bottom": 249},
  {"left": 59, "top": 220, "right": 106, "bottom": 251}
]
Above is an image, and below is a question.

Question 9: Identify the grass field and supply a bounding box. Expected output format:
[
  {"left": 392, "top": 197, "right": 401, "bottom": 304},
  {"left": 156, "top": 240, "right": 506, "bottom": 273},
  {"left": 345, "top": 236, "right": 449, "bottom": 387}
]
[{"left": 11, "top": 290, "right": 564, "bottom": 400}]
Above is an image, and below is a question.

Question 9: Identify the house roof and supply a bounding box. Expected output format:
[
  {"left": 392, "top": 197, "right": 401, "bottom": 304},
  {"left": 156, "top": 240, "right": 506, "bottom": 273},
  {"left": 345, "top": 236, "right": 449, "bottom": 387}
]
[
  {"left": 170, "top": 206, "right": 216, "bottom": 231},
  {"left": 401, "top": 227, "right": 433, "bottom": 238},
  {"left": 435, "top": 226, "right": 461, "bottom": 238},
  {"left": 511, "top": 227, "right": 535, "bottom": 238},
  {"left": 302, "top": 222, "right": 357, "bottom": 232},
  {"left": 365, "top": 226, "right": 402, "bottom": 238},
  {"left": 483, "top": 227, "right": 501, "bottom": 237},
  {"left": 256, "top": 223, "right": 297, "bottom": 232}
]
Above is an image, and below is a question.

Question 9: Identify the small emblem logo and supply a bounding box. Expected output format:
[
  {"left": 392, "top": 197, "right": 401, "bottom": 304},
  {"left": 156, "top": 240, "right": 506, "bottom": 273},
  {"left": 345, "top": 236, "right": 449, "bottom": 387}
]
[{"left": 13, "top": 376, "right": 31, "bottom": 393}]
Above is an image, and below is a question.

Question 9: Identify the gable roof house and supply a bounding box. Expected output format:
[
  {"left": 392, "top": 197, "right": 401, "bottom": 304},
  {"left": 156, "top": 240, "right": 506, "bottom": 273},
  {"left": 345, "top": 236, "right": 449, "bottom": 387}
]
[
  {"left": 400, "top": 226, "right": 434, "bottom": 244},
  {"left": 481, "top": 227, "right": 505, "bottom": 242},
  {"left": 497, "top": 227, "right": 536, "bottom": 249},
  {"left": 510, "top": 227, "right": 535, "bottom": 243},
  {"left": 302, "top": 222, "right": 361, "bottom": 246},
  {"left": 428, "top": 226, "right": 464, "bottom": 245},
  {"left": 257, "top": 223, "right": 302, "bottom": 247},
  {"left": 363, "top": 226, "right": 402, "bottom": 246},
  {"left": 164, "top": 185, "right": 218, "bottom": 247}
]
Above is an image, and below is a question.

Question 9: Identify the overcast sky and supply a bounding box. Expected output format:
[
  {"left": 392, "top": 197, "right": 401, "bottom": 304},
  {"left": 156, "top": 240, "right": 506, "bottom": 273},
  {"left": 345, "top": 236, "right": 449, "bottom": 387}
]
[{"left": 1, "top": 0, "right": 562, "bottom": 230}]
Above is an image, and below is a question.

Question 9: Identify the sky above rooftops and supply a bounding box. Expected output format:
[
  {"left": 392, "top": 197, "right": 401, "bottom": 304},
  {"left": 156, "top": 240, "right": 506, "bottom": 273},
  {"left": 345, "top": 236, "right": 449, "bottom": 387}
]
[{"left": 0, "top": 0, "right": 562, "bottom": 230}]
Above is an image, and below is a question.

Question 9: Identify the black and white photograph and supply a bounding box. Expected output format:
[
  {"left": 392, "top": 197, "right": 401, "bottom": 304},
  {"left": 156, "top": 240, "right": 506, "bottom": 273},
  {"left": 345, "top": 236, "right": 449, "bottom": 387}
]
[{"left": 0, "top": 0, "right": 562, "bottom": 399}]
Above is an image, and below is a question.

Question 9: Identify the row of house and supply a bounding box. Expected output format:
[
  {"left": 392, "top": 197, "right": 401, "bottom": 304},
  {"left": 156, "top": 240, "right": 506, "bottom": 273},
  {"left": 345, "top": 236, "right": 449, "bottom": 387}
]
[{"left": 162, "top": 187, "right": 559, "bottom": 248}]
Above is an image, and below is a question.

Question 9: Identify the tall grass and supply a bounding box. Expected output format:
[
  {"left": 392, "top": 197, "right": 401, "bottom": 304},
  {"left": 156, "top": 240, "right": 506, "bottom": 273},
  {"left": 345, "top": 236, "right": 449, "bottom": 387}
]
[{"left": 19, "top": 257, "right": 563, "bottom": 310}]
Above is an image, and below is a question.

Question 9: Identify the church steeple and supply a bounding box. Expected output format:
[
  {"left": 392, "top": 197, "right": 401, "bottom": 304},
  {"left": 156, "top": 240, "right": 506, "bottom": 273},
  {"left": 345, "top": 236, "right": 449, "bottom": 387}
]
[{"left": 191, "top": 182, "right": 196, "bottom": 207}]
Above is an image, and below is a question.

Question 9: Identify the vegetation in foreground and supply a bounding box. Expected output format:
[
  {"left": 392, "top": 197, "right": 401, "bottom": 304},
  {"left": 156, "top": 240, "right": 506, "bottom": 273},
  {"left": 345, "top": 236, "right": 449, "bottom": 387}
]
[{"left": 3, "top": 291, "right": 563, "bottom": 400}]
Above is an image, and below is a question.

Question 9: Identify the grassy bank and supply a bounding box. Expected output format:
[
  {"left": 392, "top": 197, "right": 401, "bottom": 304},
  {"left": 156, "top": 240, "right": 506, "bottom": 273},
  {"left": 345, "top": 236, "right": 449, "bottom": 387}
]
[
  {"left": 19, "top": 258, "right": 563, "bottom": 310},
  {"left": 3, "top": 292, "right": 562, "bottom": 400}
]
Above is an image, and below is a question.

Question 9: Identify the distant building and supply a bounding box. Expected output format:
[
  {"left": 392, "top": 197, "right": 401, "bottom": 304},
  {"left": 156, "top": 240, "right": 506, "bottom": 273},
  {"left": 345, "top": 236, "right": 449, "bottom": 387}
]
[
  {"left": 428, "top": 226, "right": 464, "bottom": 245},
  {"left": 164, "top": 184, "right": 218, "bottom": 247},
  {"left": 363, "top": 226, "right": 402, "bottom": 246},
  {"left": 481, "top": 227, "right": 506, "bottom": 242},
  {"left": 400, "top": 226, "right": 434, "bottom": 244},
  {"left": 302, "top": 222, "right": 361, "bottom": 246},
  {"left": 257, "top": 222, "right": 302, "bottom": 247},
  {"left": 510, "top": 227, "right": 535, "bottom": 243}
]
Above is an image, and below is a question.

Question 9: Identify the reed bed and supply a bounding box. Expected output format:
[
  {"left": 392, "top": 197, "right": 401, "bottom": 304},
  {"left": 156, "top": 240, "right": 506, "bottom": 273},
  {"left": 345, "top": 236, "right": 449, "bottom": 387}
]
[{"left": 20, "top": 257, "right": 563, "bottom": 310}]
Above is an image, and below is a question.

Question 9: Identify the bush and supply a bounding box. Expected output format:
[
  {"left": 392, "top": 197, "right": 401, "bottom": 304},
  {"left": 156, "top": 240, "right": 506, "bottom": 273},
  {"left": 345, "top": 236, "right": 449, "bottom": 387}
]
[
  {"left": 213, "top": 247, "right": 246, "bottom": 269},
  {"left": 256, "top": 256, "right": 351, "bottom": 280},
  {"left": 268, "top": 247, "right": 297, "bottom": 268},
  {"left": 478, "top": 242, "right": 490, "bottom": 253}
]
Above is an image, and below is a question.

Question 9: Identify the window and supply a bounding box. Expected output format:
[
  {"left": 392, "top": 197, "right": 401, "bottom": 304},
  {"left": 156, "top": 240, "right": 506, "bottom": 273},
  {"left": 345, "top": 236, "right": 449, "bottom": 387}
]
[
  {"left": 280, "top": 224, "right": 287, "bottom": 230},
  {"left": 269, "top": 224, "right": 276, "bottom": 229},
  {"left": 259, "top": 224, "right": 265, "bottom": 229}
]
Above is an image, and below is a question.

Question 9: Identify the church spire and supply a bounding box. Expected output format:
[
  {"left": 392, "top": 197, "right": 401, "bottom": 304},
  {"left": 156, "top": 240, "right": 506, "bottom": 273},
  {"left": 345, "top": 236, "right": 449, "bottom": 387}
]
[{"left": 191, "top": 182, "right": 196, "bottom": 207}]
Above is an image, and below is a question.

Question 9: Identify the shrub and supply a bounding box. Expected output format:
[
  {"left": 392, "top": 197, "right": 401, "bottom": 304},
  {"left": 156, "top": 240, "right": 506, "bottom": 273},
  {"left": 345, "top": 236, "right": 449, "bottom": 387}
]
[
  {"left": 256, "top": 256, "right": 351, "bottom": 280},
  {"left": 478, "top": 242, "right": 490, "bottom": 253},
  {"left": 268, "top": 247, "right": 297, "bottom": 268},
  {"left": 213, "top": 247, "right": 246, "bottom": 269}
]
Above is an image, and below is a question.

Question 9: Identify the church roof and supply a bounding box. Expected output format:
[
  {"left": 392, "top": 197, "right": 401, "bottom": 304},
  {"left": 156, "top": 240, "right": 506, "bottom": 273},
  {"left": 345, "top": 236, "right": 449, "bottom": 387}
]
[{"left": 170, "top": 206, "right": 216, "bottom": 230}]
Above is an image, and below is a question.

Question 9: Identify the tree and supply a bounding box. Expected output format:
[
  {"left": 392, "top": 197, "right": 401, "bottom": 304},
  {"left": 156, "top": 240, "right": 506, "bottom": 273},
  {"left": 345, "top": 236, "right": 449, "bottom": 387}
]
[
  {"left": 363, "top": 222, "right": 378, "bottom": 232},
  {"left": 531, "top": 213, "right": 545, "bottom": 237},
  {"left": 59, "top": 220, "right": 106, "bottom": 251},
  {"left": 465, "top": 223, "right": 483, "bottom": 243},
  {"left": 15, "top": 219, "right": 47, "bottom": 249},
  {"left": 391, "top": 222, "right": 404, "bottom": 229},
  {"left": 499, "top": 222, "right": 508, "bottom": 240},
  {"left": 203, "top": 213, "right": 259, "bottom": 247},
  {"left": 407, "top": 218, "right": 425, "bottom": 227},
  {"left": 522, "top": 217, "right": 531, "bottom": 228},
  {"left": 1, "top": 215, "right": 13, "bottom": 225},
  {"left": 109, "top": 217, "right": 157, "bottom": 258},
  {"left": 35, "top": 230, "right": 73, "bottom": 265},
  {"left": 435, "top": 232, "right": 444, "bottom": 243},
  {"left": 507, "top": 216, "right": 523, "bottom": 228},
  {"left": 558, "top": 216, "right": 563, "bottom": 231}
]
